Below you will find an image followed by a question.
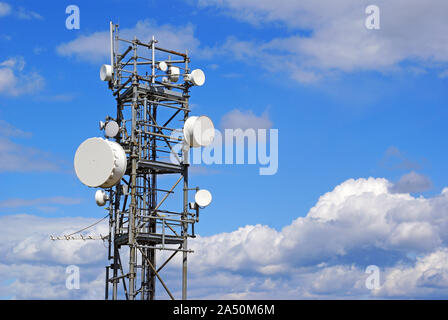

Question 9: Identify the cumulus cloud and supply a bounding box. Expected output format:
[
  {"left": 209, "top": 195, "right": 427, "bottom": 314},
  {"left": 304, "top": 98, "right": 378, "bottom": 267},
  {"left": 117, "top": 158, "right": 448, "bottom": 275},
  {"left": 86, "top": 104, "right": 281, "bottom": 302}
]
[
  {"left": 0, "top": 57, "right": 44, "bottom": 96},
  {"left": 1, "top": 177, "right": 447, "bottom": 299},
  {"left": 0, "top": 214, "right": 107, "bottom": 299},
  {"left": 198, "top": 0, "right": 448, "bottom": 83},
  {"left": 186, "top": 177, "right": 448, "bottom": 298},
  {"left": 57, "top": 20, "right": 200, "bottom": 63}
]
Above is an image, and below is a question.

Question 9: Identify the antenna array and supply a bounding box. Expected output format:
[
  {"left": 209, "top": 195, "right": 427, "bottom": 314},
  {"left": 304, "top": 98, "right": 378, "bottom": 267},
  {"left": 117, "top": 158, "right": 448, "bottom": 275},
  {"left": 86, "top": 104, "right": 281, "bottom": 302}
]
[{"left": 72, "top": 22, "right": 214, "bottom": 300}]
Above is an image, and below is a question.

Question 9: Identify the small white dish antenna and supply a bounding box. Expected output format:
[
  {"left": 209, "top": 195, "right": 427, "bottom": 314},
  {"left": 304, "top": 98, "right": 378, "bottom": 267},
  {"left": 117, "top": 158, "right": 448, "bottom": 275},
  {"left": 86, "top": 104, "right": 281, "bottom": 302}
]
[
  {"left": 157, "top": 61, "right": 168, "bottom": 72},
  {"left": 162, "top": 76, "right": 169, "bottom": 84},
  {"left": 74, "top": 137, "right": 127, "bottom": 188},
  {"left": 100, "top": 64, "right": 113, "bottom": 82},
  {"left": 183, "top": 116, "right": 215, "bottom": 147},
  {"left": 95, "top": 190, "right": 109, "bottom": 207},
  {"left": 195, "top": 189, "right": 212, "bottom": 208},
  {"left": 168, "top": 66, "right": 180, "bottom": 82},
  {"left": 105, "top": 121, "right": 120, "bottom": 138},
  {"left": 99, "top": 121, "right": 106, "bottom": 130},
  {"left": 185, "top": 69, "right": 205, "bottom": 86}
]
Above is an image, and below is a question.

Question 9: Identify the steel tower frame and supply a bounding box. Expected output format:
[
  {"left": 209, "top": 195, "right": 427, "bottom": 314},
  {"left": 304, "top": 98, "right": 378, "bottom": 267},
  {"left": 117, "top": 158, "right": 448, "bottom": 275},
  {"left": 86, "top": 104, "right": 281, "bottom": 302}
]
[{"left": 103, "top": 22, "right": 200, "bottom": 300}]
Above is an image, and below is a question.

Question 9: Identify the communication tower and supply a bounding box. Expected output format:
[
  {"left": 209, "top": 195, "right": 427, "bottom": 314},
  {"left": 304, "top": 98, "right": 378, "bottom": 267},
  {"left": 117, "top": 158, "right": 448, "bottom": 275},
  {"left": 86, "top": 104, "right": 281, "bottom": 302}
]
[{"left": 72, "top": 22, "right": 214, "bottom": 300}]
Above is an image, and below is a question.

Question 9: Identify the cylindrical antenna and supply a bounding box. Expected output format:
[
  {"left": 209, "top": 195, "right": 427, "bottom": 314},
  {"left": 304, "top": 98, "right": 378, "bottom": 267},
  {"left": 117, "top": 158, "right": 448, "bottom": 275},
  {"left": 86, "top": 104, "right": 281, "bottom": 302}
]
[
  {"left": 151, "top": 35, "right": 155, "bottom": 84},
  {"left": 110, "top": 21, "right": 114, "bottom": 82}
]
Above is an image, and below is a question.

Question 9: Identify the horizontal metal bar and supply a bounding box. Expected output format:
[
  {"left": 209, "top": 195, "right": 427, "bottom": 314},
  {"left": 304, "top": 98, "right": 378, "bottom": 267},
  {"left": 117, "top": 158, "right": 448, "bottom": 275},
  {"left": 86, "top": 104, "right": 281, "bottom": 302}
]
[
  {"left": 137, "top": 130, "right": 182, "bottom": 141},
  {"left": 135, "top": 214, "right": 196, "bottom": 224},
  {"left": 137, "top": 244, "right": 193, "bottom": 253},
  {"left": 137, "top": 159, "right": 183, "bottom": 173}
]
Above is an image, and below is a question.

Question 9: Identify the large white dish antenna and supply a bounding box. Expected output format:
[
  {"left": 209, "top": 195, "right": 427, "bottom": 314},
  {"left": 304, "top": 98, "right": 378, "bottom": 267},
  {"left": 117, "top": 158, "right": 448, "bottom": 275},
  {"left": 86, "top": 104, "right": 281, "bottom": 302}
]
[
  {"left": 183, "top": 116, "right": 215, "bottom": 148},
  {"left": 74, "top": 137, "right": 127, "bottom": 188},
  {"left": 185, "top": 69, "right": 205, "bottom": 86},
  {"left": 195, "top": 189, "right": 212, "bottom": 208},
  {"left": 100, "top": 64, "right": 113, "bottom": 82},
  {"left": 168, "top": 66, "right": 180, "bottom": 82},
  {"left": 95, "top": 190, "right": 109, "bottom": 207}
]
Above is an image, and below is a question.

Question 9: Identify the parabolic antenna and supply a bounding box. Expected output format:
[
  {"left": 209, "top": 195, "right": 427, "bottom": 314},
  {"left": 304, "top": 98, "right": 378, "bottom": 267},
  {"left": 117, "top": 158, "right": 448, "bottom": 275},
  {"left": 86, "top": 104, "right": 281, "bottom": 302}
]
[
  {"left": 168, "top": 66, "right": 180, "bottom": 82},
  {"left": 158, "top": 61, "right": 168, "bottom": 72},
  {"left": 74, "top": 137, "right": 127, "bottom": 188},
  {"left": 95, "top": 190, "right": 109, "bottom": 207},
  {"left": 183, "top": 116, "right": 215, "bottom": 148},
  {"left": 185, "top": 69, "right": 205, "bottom": 86},
  {"left": 100, "top": 64, "right": 113, "bottom": 82},
  {"left": 105, "top": 121, "right": 120, "bottom": 138},
  {"left": 195, "top": 189, "right": 212, "bottom": 208}
]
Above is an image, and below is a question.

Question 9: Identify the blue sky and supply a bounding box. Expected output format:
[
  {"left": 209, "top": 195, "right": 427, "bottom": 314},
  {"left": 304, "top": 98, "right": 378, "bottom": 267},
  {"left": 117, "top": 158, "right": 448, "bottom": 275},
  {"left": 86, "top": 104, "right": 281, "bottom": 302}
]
[{"left": 1, "top": 0, "right": 448, "bottom": 299}]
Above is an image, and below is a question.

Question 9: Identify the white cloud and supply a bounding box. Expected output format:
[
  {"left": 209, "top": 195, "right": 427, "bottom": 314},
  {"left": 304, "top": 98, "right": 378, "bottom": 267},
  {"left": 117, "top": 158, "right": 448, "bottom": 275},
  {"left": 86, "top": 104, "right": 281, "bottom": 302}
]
[
  {"left": 198, "top": 0, "right": 448, "bottom": 83},
  {"left": 57, "top": 20, "right": 200, "bottom": 63},
  {"left": 0, "top": 119, "right": 31, "bottom": 138},
  {"left": 0, "top": 197, "right": 82, "bottom": 209},
  {"left": 0, "top": 57, "right": 44, "bottom": 96},
  {"left": 377, "top": 248, "right": 448, "bottom": 298},
  {"left": 0, "top": 120, "right": 61, "bottom": 173},
  {"left": 34, "top": 94, "right": 75, "bottom": 103},
  {"left": 0, "top": 3, "right": 42, "bottom": 20},
  {"left": 1, "top": 177, "right": 448, "bottom": 299},
  {"left": 0, "top": 214, "right": 107, "bottom": 299},
  {"left": 220, "top": 109, "right": 272, "bottom": 130},
  {"left": 0, "top": 2, "right": 11, "bottom": 17},
  {"left": 186, "top": 177, "right": 448, "bottom": 298},
  {"left": 0, "top": 137, "right": 60, "bottom": 173},
  {"left": 15, "top": 6, "right": 43, "bottom": 20}
]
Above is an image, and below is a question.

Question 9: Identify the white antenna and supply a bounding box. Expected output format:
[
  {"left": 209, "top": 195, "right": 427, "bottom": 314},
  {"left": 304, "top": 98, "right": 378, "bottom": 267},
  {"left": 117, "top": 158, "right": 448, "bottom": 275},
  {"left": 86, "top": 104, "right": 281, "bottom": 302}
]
[
  {"left": 74, "top": 137, "right": 127, "bottom": 188},
  {"left": 195, "top": 189, "right": 212, "bottom": 208},
  {"left": 183, "top": 115, "right": 215, "bottom": 147},
  {"left": 184, "top": 69, "right": 206, "bottom": 86}
]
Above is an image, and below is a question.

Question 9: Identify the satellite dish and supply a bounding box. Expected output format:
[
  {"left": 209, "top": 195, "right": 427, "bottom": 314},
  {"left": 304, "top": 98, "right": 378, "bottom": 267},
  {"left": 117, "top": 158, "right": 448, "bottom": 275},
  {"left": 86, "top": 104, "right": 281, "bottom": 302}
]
[
  {"left": 168, "top": 66, "right": 180, "bottom": 82},
  {"left": 95, "top": 190, "right": 109, "bottom": 207},
  {"left": 185, "top": 69, "right": 205, "bottom": 86},
  {"left": 195, "top": 189, "right": 212, "bottom": 208},
  {"left": 105, "top": 121, "right": 120, "bottom": 138},
  {"left": 100, "top": 64, "right": 113, "bottom": 82},
  {"left": 183, "top": 116, "right": 215, "bottom": 147},
  {"left": 74, "top": 137, "right": 127, "bottom": 188},
  {"left": 158, "top": 61, "right": 168, "bottom": 72}
]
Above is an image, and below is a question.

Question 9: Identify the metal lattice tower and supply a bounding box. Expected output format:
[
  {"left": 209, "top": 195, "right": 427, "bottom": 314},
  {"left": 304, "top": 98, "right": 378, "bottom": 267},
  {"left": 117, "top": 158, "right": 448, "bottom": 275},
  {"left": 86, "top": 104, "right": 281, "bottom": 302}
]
[{"left": 99, "top": 22, "right": 205, "bottom": 300}]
